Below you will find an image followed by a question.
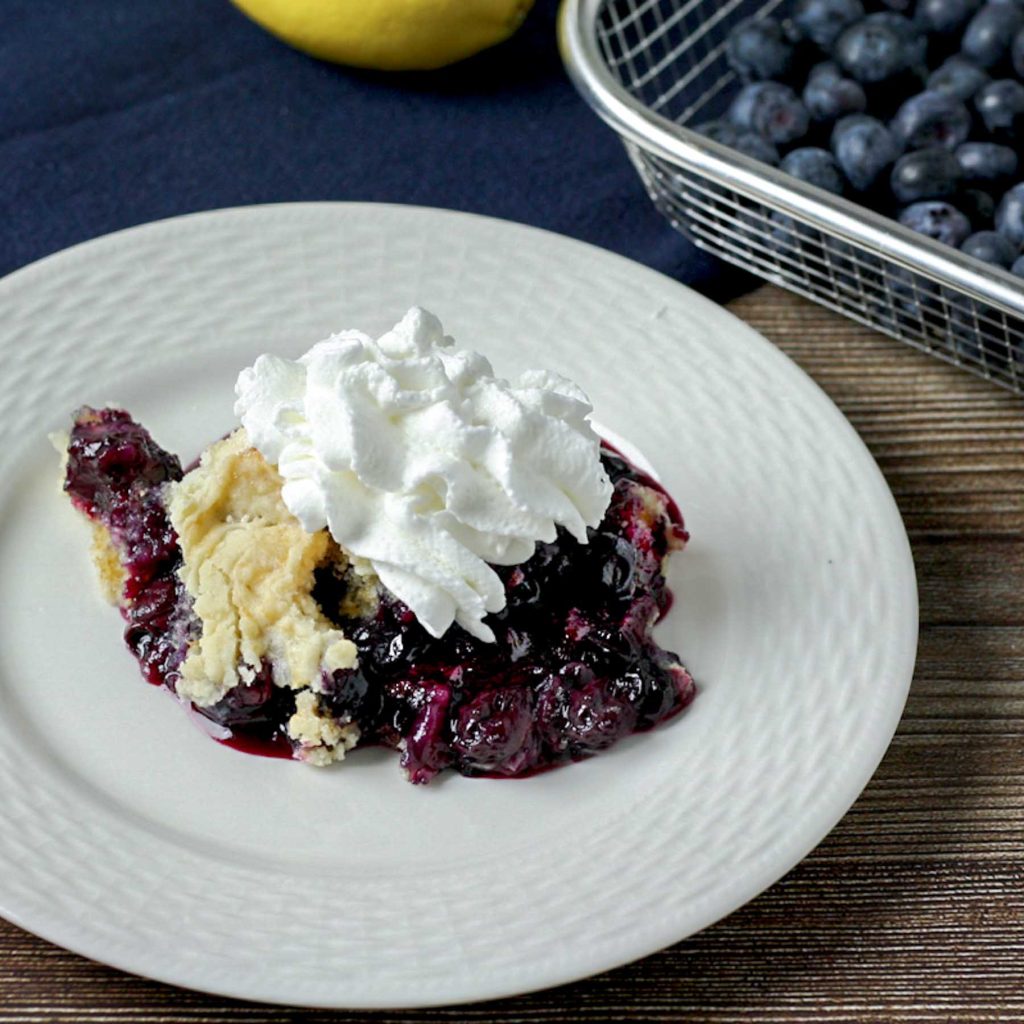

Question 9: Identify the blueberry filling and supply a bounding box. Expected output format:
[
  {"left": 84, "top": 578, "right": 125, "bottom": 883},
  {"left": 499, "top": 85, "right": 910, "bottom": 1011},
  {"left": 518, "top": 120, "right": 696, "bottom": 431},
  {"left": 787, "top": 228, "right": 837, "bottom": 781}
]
[{"left": 64, "top": 409, "right": 696, "bottom": 783}]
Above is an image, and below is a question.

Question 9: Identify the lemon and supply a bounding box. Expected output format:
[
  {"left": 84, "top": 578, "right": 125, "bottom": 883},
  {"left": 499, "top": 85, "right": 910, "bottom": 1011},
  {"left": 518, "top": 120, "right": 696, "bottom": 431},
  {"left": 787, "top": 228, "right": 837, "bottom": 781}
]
[{"left": 230, "top": 0, "right": 536, "bottom": 71}]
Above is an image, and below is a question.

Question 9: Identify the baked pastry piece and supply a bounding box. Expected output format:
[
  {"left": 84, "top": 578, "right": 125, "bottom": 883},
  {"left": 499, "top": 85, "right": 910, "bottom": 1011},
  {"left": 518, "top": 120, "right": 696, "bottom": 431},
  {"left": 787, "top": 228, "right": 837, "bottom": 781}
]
[{"left": 61, "top": 312, "right": 695, "bottom": 782}]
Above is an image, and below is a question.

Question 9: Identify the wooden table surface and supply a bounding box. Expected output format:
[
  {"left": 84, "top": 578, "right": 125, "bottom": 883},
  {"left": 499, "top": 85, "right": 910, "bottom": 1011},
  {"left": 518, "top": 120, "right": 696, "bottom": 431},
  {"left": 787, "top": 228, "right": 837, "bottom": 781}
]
[{"left": 4, "top": 284, "right": 1022, "bottom": 1023}]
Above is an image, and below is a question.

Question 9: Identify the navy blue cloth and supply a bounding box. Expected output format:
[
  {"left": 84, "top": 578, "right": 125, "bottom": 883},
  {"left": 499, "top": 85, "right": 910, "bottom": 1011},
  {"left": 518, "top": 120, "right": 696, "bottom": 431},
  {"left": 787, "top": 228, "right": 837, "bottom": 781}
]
[{"left": 2, "top": 0, "right": 738, "bottom": 296}]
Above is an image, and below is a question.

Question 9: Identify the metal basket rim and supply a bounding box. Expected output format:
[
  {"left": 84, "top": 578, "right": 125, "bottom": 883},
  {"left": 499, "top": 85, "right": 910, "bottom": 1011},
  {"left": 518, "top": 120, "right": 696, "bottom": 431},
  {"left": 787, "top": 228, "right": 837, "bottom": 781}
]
[{"left": 557, "top": 0, "right": 1024, "bottom": 319}]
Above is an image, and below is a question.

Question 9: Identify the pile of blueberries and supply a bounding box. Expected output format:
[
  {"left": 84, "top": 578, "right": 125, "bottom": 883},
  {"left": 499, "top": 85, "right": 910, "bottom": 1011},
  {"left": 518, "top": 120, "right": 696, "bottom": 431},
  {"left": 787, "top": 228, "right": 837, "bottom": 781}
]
[{"left": 700, "top": 0, "right": 1024, "bottom": 276}]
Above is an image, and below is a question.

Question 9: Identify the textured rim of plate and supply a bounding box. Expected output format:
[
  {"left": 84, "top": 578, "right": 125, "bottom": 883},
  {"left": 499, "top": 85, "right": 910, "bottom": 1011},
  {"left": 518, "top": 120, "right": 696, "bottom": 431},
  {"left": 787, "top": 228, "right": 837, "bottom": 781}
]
[{"left": 0, "top": 203, "right": 918, "bottom": 1008}]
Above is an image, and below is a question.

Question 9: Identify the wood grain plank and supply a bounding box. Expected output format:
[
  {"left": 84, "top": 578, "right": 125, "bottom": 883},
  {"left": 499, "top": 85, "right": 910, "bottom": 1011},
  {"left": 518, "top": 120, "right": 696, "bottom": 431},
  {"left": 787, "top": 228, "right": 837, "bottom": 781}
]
[{"left": 3, "top": 285, "right": 1023, "bottom": 1023}]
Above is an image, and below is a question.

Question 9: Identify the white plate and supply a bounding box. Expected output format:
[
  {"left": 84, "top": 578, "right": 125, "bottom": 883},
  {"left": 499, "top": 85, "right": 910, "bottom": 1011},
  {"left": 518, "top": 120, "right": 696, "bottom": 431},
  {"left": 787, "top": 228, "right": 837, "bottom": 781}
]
[{"left": 0, "top": 204, "right": 917, "bottom": 1008}]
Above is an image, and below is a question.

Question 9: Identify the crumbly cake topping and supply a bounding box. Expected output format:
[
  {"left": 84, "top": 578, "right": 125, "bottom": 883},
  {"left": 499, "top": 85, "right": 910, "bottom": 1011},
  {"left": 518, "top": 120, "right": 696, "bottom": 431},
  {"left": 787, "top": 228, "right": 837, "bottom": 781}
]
[
  {"left": 168, "top": 430, "right": 362, "bottom": 707},
  {"left": 89, "top": 523, "right": 125, "bottom": 605},
  {"left": 287, "top": 690, "right": 360, "bottom": 766}
]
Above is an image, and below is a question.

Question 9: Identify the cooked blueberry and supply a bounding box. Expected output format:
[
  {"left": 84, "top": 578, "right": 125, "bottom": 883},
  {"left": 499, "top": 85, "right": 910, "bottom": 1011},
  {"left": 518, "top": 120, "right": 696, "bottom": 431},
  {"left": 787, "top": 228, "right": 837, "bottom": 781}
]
[
  {"left": 960, "top": 230, "right": 1018, "bottom": 265},
  {"left": 198, "top": 668, "right": 296, "bottom": 733},
  {"left": 450, "top": 687, "right": 538, "bottom": 775},
  {"left": 835, "top": 18, "right": 914, "bottom": 82},
  {"left": 400, "top": 683, "right": 453, "bottom": 784},
  {"left": 781, "top": 147, "right": 845, "bottom": 193},
  {"left": 803, "top": 67, "right": 867, "bottom": 122},
  {"left": 728, "top": 82, "right": 810, "bottom": 145},
  {"left": 975, "top": 79, "right": 1024, "bottom": 138},
  {"left": 535, "top": 664, "right": 638, "bottom": 756},
  {"left": 891, "top": 91, "right": 972, "bottom": 149},
  {"left": 899, "top": 201, "right": 972, "bottom": 246},
  {"left": 996, "top": 182, "right": 1024, "bottom": 243},
  {"left": 962, "top": 2, "right": 1024, "bottom": 66},
  {"left": 890, "top": 146, "right": 961, "bottom": 203},
  {"left": 927, "top": 56, "right": 990, "bottom": 100},
  {"left": 956, "top": 142, "right": 1018, "bottom": 184},
  {"left": 1012, "top": 254, "right": 1024, "bottom": 276},
  {"left": 726, "top": 18, "right": 795, "bottom": 81},
  {"left": 917, "top": 0, "right": 985, "bottom": 34},
  {"left": 321, "top": 667, "right": 383, "bottom": 732},
  {"left": 792, "top": 0, "right": 865, "bottom": 47},
  {"left": 608, "top": 654, "right": 686, "bottom": 725},
  {"left": 832, "top": 114, "right": 901, "bottom": 191},
  {"left": 1014, "top": 26, "right": 1024, "bottom": 75}
]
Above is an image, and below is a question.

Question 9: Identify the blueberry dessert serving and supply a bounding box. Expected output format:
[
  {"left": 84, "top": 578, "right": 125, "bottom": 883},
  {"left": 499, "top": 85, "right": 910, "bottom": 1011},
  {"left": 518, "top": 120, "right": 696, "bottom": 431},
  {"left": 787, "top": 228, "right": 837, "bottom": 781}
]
[
  {"left": 701, "top": 0, "right": 1024, "bottom": 276},
  {"left": 60, "top": 309, "right": 695, "bottom": 783}
]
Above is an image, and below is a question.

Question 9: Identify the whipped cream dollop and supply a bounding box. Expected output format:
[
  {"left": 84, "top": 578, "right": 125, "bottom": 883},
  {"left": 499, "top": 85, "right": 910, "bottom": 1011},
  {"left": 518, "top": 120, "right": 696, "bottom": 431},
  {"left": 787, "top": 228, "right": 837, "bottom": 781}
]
[{"left": 234, "top": 307, "right": 612, "bottom": 642}]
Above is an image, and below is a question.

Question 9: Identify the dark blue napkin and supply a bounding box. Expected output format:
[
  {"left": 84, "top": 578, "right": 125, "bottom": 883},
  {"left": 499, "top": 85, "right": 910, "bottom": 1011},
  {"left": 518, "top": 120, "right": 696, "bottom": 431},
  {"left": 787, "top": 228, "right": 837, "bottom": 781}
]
[{"left": 2, "top": 0, "right": 739, "bottom": 296}]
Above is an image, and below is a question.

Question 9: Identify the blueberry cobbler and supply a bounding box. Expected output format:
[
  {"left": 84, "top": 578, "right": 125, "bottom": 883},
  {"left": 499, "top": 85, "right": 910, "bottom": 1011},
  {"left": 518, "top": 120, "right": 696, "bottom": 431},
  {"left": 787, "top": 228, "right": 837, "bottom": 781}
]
[{"left": 60, "top": 309, "right": 695, "bottom": 782}]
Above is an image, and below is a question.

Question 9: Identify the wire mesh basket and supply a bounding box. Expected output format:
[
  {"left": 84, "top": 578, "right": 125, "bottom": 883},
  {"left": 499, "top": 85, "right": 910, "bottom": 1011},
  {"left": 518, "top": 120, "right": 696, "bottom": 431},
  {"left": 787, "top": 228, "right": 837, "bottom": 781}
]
[{"left": 559, "top": 0, "right": 1024, "bottom": 394}]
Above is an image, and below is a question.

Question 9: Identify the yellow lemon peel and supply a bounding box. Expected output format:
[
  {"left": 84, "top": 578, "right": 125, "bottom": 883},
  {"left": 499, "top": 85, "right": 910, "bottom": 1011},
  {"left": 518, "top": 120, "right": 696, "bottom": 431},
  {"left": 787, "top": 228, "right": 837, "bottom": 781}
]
[{"left": 231, "top": 0, "right": 536, "bottom": 71}]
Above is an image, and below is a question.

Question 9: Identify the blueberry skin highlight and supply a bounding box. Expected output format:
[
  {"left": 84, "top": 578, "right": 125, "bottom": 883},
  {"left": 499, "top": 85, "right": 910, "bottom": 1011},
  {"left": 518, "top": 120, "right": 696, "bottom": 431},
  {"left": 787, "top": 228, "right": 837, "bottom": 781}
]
[
  {"left": 955, "top": 142, "right": 1018, "bottom": 184},
  {"left": 917, "top": 0, "right": 985, "bottom": 35},
  {"left": 899, "top": 201, "right": 973, "bottom": 246},
  {"left": 890, "top": 90, "right": 972, "bottom": 149},
  {"left": 831, "top": 114, "right": 902, "bottom": 191},
  {"left": 975, "top": 79, "right": 1024, "bottom": 138},
  {"left": 961, "top": 2, "right": 1024, "bottom": 67},
  {"left": 890, "top": 147, "right": 961, "bottom": 203}
]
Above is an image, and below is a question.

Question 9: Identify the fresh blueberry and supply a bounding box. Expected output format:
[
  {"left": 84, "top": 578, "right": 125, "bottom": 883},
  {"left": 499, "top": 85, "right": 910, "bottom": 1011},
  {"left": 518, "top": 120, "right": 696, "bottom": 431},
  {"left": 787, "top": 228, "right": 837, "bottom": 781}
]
[
  {"left": 792, "top": 0, "right": 865, "bottom": 47},
  {"left": 899, "top": 201, "right": 973, "bottom": 246},
  {"left": 890, "top": 90, "right": 972, "bottom": 149},
  {"left": 696, "top": 118, "right": 782, "bottom": 162},
  {"left": 864, "top": 12, "right": 928, "bottom": 66},
  {"left": 1014, "top": 26, "right": 1024, "bottom": 75},
  {"left": 927, "top": 56, "right": 990, "bottom": 100},
  {"left": 961, "top": 187, "right": 998, "bottom": 224},
  {"left": 917, "top": 0, "right": 985, "bottom": 35},
  {"left": 728, "top": 82, "right": 810, "bottom": 145},
  {"left": 781, "top": 147, "right": 845, "bottom": 193},
  {"left": 803, "top": 65, "right": 867, "bottom": 122},
  {"left": 726, "top": 18, "right": 795, "bottom": 81},
  {"left": 733, "top": 134, "right": 782, "bottom": 164},
  {"left": 1012, "top": 254, "right": 1024, "bottom": 276},
  {"left": 831, "top": 114, "right": 901, "bottom": 190},
  {"left": 961, "top": 2, "right": 1024, "bottom": 67},
  {"left": 975, "top": 79, "right": 1024, "bottom": 137},
  {"left": 693, "top": 119, "right": 781, "bottom": 164},
  {"left": 808, "top": 60, "right": 841, "bottom": 81},
  {"left": 996, "top": 182, "right": 1024, "bottom": 244},
  {"left": 835, "top": 18, "right": 915, "bottom": 82},
  {"left": 890, "top": 146, "right": 962, "bottom": 203},
  {"left": 955, "top": 141, "right": 1018, "bottom": 184},
  {"left": 960, "top": 229, "right": 1018, "bottom": 265}
]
